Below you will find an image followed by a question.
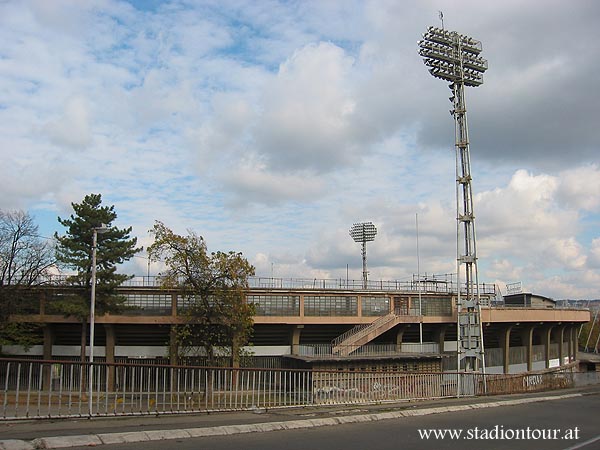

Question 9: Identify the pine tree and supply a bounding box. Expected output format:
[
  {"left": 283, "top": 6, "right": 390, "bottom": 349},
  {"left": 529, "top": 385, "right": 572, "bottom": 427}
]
[{"left": 54, "top": 194, "right": 141, "bottom": 360}]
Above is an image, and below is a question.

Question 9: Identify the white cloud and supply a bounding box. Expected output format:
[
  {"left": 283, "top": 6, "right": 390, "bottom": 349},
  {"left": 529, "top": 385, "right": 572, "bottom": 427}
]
[
  {"left": 542, "top": 238, "right": 587, "bottom": 270},
  {"left": 42, "top": 96, "right": 92, "bottom": 149},
  {"left": 192, "top": 92, "right": 255, "bottom": 168},
  {"left": 1, "top": 0, "right": 600, "bottom": 300},
  {"left": 254, "top": 42, "right": 363, "bottom": 171},
  {"left": 588, "top": 238, "right": 600, "bottom": 269},
  {"left": 486, "top": 259, "right": 523, "bottom": 285},
  {"left": 556, "top": 165, "right": 600, "bottom": 212},
  {"left": 476, "top": 170, "right": 572, "bottom": 246},
  {"left": 221, "top": 162, "right": 327, "bottom": 207}
]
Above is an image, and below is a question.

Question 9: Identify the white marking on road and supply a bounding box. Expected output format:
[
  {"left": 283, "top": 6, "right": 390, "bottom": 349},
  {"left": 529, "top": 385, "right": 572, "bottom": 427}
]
[{"left": 563, "top": 434, "right": 600, "bottom": 450}]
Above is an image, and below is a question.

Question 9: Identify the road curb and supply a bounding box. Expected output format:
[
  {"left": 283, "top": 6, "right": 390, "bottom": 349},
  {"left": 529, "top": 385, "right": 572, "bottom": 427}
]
[
  {"left": 3, "top": 393, "right": 584, "bottom": 449},
  {"left": 0, "top": 440, "right": 36, "bottom": 450}
]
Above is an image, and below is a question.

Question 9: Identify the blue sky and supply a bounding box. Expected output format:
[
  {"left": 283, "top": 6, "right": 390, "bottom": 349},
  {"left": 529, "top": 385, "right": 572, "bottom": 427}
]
[{"left": 1, "top": 0, "right": 600, "bottom": 299}]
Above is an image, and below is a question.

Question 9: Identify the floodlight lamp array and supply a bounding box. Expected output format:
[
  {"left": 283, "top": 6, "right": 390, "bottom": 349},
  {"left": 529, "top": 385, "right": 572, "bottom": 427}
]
[
  {"left": 418, "top": 26, "right": 487, "bottom": 87},
  {"left": 349, "top": 222, "right": 377, "bottom": 243},
  {"left": 422, "top": 26, "right": 482, "bottom": 54}
]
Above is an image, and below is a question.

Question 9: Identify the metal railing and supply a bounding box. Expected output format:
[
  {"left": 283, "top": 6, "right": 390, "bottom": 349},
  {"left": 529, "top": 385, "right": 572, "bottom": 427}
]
[
  {"left": 35, "top": 274, "right": 497, "bottom": 295},
  {"left": 0, "top": 358, "right": 580, "bottom": 420},
  {"left": 332, "top": 313, "right": 399, "bottom": 351},
  {"left": 331, "top": 323, "right": 372, "bottom": 347},
  {"left": 331, "top": 313, "right": 400, "bottom": 348},
  {"left": 400, "top": 343, "right": 441, "bottom": 353},
  {"left": 294, "top": 343, "right": 438, "bottom": 358}
]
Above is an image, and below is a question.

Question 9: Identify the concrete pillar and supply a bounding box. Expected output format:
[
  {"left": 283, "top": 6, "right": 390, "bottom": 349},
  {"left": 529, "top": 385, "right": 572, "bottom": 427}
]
[
  {"left": 498, "top": 325, "right": 513, "bottom": 374},
  {"left": 169, "top": 325, "right": 179, "bottom": 366},
  {"left": 433, "top": 325, "right": 448, "bottom": 354},
  {"left": 571, "top": 326, "right": 579, "bottom": 362},
  {"left": 42, "top": 325, "right": 54, "bottom": 389},
  {"left": 541, "top": 325, "right": 554, "bottom": 369},
  {"left": 104, "top": 324, "right": 116, "bottom": 391},
  {"left": 566, "top": 325, "right": 573, "bottom": 363},
  {"left": 43, "top": 324, "right": 53, "bottom": 360},
  {"left": 557, "top": 325, "right": 565, "bottom": 366},
  {"left": 395, "top": 325, "right": 408, "bottom": 352},
  {"left": 565, "top": 325, "right": 577, "bottom": 363},
  {"left": 299, "top": 295, "right": 305, "bottom": 318},
  {"left": 520, "top": 325, "right": 535, "bottom": 372},
  {"left": 291, "top": 325, "right": 303, "bottom": 355}
]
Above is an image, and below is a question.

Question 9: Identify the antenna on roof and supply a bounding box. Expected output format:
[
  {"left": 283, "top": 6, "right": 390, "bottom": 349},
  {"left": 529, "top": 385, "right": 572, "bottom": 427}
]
[{"left": 439, "top": 11, "right": 445, "bottom": 30}]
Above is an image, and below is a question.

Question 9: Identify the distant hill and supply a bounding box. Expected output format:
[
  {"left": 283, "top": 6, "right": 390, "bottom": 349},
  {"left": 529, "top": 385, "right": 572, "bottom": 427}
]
[{"left": 556, "top": 299, "right": 600, "bottom": 309}]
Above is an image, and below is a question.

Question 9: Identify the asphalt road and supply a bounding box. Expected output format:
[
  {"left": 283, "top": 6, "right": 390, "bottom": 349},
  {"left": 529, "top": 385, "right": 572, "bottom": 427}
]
[{"left": 61, "top": 392, "right": 600, "bottom": 450}]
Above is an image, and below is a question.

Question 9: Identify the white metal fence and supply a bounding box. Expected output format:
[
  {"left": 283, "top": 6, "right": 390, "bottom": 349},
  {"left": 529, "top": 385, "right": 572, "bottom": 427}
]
[{"left": 0, "top": 358, "right": 582, "bottom": 420}]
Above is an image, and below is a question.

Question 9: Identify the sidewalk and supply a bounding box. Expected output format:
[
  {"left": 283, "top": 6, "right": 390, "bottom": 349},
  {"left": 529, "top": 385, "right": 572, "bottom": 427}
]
[{"left": 1, "top": 385, "right": 599, "bottom": 450}]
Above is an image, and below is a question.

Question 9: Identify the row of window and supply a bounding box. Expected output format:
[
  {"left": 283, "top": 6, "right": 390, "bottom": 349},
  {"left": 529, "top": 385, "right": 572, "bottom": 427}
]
[
  {"left": 247, "top": 295, "right": 390, "bottom": 317},
  {"left": 122, "top": 294, "right": 451, "bottom": 317}
]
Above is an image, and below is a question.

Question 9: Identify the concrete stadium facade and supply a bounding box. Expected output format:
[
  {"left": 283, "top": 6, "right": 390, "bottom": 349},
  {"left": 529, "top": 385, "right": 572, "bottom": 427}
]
[{"left": 6, "top": 276, "right": 590, "bottom": 374}]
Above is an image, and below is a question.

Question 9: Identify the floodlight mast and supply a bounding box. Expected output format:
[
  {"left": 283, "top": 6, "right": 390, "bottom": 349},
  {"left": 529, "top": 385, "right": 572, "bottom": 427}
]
[
  {"left": 349, "top": 222, "right": 377, "bottom": 289},
  {"left": 418, "top": 26, "right": 487, "bottom": 377}
]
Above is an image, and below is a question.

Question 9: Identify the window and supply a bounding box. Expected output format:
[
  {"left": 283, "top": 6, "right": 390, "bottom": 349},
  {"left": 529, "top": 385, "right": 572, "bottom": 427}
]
[
  {"left": 177, "top": 295, "right": 218, "bottom": 313},
  {"left": 361, "top": 296, "right": 390, "bottom": 316},
  {"left": 124, "top": 294, "right": 171, "bottom": 315},
  {"left": 247, "top": 295, "right": 300, "bottom": 316},
  {"left": 304, "top": 296, "right": 358, "bottom": 316},
  {"left": 410, "top": 296, "right": 452, "bottom": 316}
]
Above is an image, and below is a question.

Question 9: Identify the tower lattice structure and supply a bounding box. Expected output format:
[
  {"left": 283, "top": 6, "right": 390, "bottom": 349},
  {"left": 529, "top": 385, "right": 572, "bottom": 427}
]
[{"left": 419, "top": 26, "right": 488, "bottom": 374}]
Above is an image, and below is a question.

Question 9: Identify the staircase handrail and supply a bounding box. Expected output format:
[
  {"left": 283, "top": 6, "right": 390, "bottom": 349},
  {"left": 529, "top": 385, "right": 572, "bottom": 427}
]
[
  {"left": 342, "top": 312, "right": 397, "bottom": 345},
  {"left": 332, "top": 312, "right": 398, "bottom": 348},
  {"left": 332, "top": 323, "right": 371, "bottom": 347}
]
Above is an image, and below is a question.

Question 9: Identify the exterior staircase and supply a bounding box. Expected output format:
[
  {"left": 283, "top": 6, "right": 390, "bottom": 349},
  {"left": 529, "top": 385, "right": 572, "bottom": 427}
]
[{"left": 331, "top": 312, "right": 411, "bottom": 356}]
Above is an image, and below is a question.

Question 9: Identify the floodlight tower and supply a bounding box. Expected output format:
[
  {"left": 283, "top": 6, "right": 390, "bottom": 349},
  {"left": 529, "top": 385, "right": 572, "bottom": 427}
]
[
  {"left": 418, "top": 26, "right": 488, "bottom": 374},
  {"left": 349, "top": 222, "right": 377, "bottom": 289}
]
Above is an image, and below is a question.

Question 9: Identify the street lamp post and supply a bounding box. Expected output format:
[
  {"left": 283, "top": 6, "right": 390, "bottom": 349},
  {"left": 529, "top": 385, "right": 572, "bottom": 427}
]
[{"left": 89, "top": 224, "right": 108, "bottom": 416}]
